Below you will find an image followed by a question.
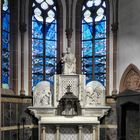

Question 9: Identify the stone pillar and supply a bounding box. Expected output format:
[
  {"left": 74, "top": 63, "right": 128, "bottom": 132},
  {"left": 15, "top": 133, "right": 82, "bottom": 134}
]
[
  {"left": 0, "top": 0, "right": 1, "bottom": 137},
  {"left": 78, "top": 125, "right": 83, "bottom": 140},
  {"left": 42, "top": 127, "right": 46, "bottom": 140},
  {"left": 97, "top": 125, "right": 100, "bottom": 140},
  {"left": 56, "top": 126, "right": 60, "bottom": 140},
  {"left": 38, "top": 123, "right": 41, "bottom": 140},
  {"left": 92, "top": 126, "right": 96, "bottom": 140},
  {"left": 19, "top": 0, "right": 27, "bottom": 95},
  {"left": 111, "top": 0, "right": 119, "bottom": 94}
]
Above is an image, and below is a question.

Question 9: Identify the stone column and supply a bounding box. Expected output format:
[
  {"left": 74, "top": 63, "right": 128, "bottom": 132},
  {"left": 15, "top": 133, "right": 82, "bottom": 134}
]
[
  {"left": 56, "top": 126, "right": 60, "bottom": 140},
  {"left": 92, "top": 126, "right": 96, "bottom": 140},
  {"left": 19, "top": 0, "right": 27, "bottom": 95},
  {"left": 0, "top": 0, "right": 1, "bottom": 137},
  {"left": 42, "top": 127, "right": 46, "bottom": 140},
  {"left": 97, "top": 125, "right": 100, "bottom": 140},
  {"left": 78, "top": 125, "right": 83, "bottom": 140},
  {"left": 38, "top": 123, "right": 41, "bottom": 140},
  {"left": 111, "top": 0, "right": 119, "bottom": 95}
]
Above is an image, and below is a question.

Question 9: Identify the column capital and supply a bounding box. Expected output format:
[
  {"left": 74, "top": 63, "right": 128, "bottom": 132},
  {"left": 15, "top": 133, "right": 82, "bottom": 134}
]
[
  {"left": 92, "top": 125, "right": 96, "bottom": 130},
  {"left": 56, "top": 125, "right": 60, "bottom": 129},
  {"left": 42, "top": 127, "right": 46, "bottom": 130},
  {"left": 78, "top": 125, "right": 83, "bottom": 129}
]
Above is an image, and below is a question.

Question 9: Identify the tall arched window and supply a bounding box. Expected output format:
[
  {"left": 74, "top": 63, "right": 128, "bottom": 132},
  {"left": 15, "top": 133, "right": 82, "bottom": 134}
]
[
  {"left": 1, "top": 0, "right": 10, "bottom": 89},
  {"left": 32, "top": 0, "right": 59, "bottom": 88},
  {"left": 78, "top": 0, "right": 109, "bottom": 87},
  {"left": 1, "top": 0, "right": 18, "bottom": 93}
]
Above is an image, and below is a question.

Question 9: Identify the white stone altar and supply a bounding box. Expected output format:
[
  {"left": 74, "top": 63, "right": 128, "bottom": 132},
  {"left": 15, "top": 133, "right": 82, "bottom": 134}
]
[{"left": 28, "top": 50, "right": 110, "bottom": 140}]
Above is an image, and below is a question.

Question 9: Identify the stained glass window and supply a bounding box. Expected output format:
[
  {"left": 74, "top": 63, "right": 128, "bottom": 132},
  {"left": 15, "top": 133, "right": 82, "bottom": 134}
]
[
  {"left": 32, "top": 0, "right": 57, "bottom": 88},
  {"left": 82, "top": 0, "right": 107, "bottom": 86},
  {"left": 1, "top": 0, "right": 10, "bottom": 89}
]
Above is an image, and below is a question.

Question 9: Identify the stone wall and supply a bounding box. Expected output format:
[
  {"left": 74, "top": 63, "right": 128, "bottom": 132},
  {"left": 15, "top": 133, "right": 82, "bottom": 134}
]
[
  {"left": 100, "top": 100, "right": 117, "bottom": 140},
  {"left": 1, "top": 94, "right": 38, "bottom": 140},
  {"left": 117, "top": 0, "right": 140, "bottom": 90}
]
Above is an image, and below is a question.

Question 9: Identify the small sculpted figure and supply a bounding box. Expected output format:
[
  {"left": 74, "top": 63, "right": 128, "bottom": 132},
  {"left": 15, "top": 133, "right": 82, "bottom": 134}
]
[{"left": 62, "top": 48, "right": 76, "bottom": 75}]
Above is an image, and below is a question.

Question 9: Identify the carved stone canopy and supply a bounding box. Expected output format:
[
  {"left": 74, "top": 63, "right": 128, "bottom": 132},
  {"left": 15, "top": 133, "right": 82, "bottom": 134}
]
[{"left": 57, "top": 86, "right": 81, "bottom": 116}]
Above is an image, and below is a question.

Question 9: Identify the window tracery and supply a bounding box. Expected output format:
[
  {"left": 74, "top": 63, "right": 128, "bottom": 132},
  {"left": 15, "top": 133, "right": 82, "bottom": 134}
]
[
  {"left": 32, "top": 0, "right": 58, "bottom": 88},
  {"left": 81, "top": 0, "right": 108, "bottom": 86},
  {"left": 1, "top": 0, "right": 10, "bottom": 89}
]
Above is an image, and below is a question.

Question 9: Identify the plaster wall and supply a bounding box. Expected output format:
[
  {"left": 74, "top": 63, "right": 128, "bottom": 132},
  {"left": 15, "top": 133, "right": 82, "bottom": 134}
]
[{"left": 117, "top": 0, "right": 140, "bottom": 91}]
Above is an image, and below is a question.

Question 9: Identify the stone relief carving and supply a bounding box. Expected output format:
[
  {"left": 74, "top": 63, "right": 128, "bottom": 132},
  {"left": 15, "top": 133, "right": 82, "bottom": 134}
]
[
  {"left": 120, "top": 64, "right": 140, "bottom": 92},
  {"left": 124, "top": 70, "right": 140, "bottom": 90},
  {"left": 61, "top": 48, "right": 76, "bottom": 75},
  {"left": 33, "top": 81, "right": 52, "bottom": 106},
  {"left": 85, "top": 81, "right": 105, "bottom": 107}
]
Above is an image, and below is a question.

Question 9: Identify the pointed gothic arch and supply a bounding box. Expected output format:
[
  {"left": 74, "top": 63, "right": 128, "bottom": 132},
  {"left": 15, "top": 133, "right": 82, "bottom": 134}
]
[
  {"left": 75, "top": 0, "right": 110, "bottom": 94},
  {"left": 1, "top": 0, "right": 19, "bottom": 94},
  {"left": 119, "top": 64, "right": 140, "bottom": 92},
  {"left": 28, "top": 0, "right": 63, "bottom": 93}
]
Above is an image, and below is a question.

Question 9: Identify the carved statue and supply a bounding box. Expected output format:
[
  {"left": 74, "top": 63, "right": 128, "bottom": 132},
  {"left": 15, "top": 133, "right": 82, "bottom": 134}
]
[
  {"left": 33, "top": 81, "right": 52, "bottom": 106},
  {"left": 62, "top": 48, "right": 76, "bottom": 75},
  {"left": 62, "top": 101, "right": 76, "bottom": 115}
]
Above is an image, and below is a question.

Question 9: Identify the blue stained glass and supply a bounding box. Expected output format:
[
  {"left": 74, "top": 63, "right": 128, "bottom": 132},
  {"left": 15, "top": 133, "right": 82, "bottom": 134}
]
[
  {"left": 46, "top": 22, "right": 57, "bottom": 40},
  {"left": 2, "top": 31, "right": 9, "bottom": 45},
  {"left": 82, "top": 58, "right": 92, "bottom": 65},
  {"left": 82, "top": 0, "right": 107, "bottom": 86},
  {"left": 32, "top": 39, "right": 43, "bottom": 56},
  {"left": 46, "top": 40, "right": 56, "bottom": 49},
  {"left": 46, "top": 49, "right": 56, "bottom": 58},
  {"left": 3, "top": 0, "right": 9, "bottom": 11},
  {"left": 2, "top": 60, "right": 9, "bottom": 67},
  {"left": 83, "top": 66, "right": 92, "bottom": 74},
  {"left": 82, "top": 40, "right": 92, "bottom": 47},
  {"left": 32, "top": 65, "right": 43, "bottom": 74},
  {"left": 46, "top": 66, "right": 55, "bottom": 74},
  {"left": 46, "top": 58, "right": 56, "bottom": 66},
  {"left": 32, "top": 0, "right": 57, "bottom": 87},
  {"left": 95, "top": 74, "right": 106, "bottom": 86},
  {"left": 46, "top": 75, "right": 54, "bottom": 84},
  {"left": 2, "top": 72, "right": 9, "bottom": 83},
  {"left": 82, "top": 40, "right": 92, "bottom": 65},
  {"left": 2, "top": 45, "right": 9, "bottom": 52},
  {"left": 46, "top": 41, "right": 57, "bottom": 57},
  {"left": 95, "top": 65, "right": 106, "bottom": 73},
  {"left": 32, "top": 74, "right": 43, "bottom": 88},
  {"left": 2, "top": 13, "right": 10, "bottom": 31},
  {"left": 82, "top": 48, "right": 92, "bottom": 57},
  {"left": 95, "top": 21, "right": 106, "bottom": 39},
  {"left": 95, "top": 56, "right": 106, "bottom": 65},
  {"left": 2, "top": 0, "right": 10, "bottom": 87},
  {"left": 86, "top": 75, "right": 92, "bottom": 83},
  {"left": 32, "top": 57, "right": 43, "bottom": 65},
  {"left": 2, "top": 51, "right": 9, "bottom": 59},
  {"left": 95, "top": 39, "right": 106, "bottom": 56},
  {"left": 32, "top": 20, "right": 43, "bottom": 39},
  {"left": 82, "top": 23, "right": 93, "bottom": 40}
]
